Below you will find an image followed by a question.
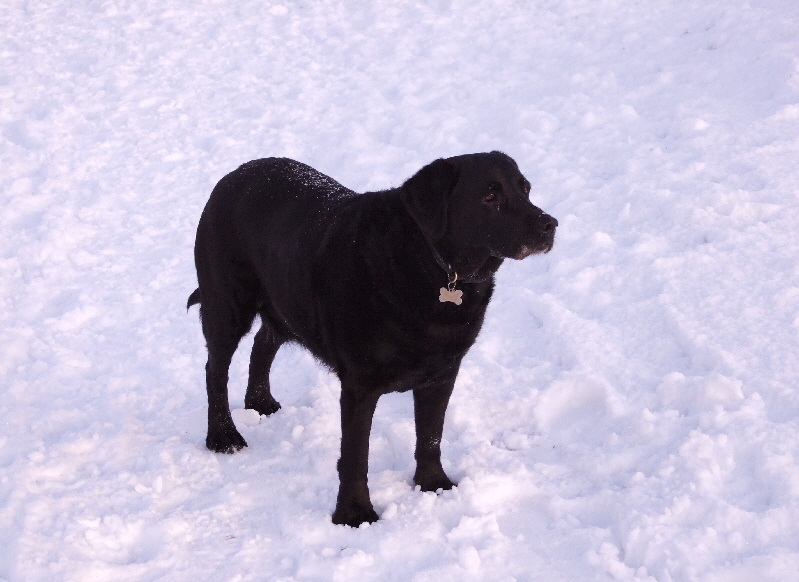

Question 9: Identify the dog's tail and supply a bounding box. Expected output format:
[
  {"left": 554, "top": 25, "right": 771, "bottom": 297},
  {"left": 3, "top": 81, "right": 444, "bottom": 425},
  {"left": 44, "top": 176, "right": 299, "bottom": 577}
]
[{"left": 187, "top": 288, "right": 202, "bottom": 311}]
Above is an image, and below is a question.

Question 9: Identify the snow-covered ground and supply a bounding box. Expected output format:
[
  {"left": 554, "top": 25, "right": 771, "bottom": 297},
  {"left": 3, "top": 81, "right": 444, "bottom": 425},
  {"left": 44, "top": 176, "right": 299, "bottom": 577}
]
[{"left": 3, "top": 0, "right": 799, "bottom": 580}]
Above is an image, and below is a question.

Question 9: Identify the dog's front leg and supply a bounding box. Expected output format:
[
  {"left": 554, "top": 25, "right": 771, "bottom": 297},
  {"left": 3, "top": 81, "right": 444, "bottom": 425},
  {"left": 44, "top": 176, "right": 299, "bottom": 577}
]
[
  {"left": 413, "top": 382, "right": 456, "bottom": 492},
  {"left": 332, "top": 386, "right": 381, "bottom": 527}
]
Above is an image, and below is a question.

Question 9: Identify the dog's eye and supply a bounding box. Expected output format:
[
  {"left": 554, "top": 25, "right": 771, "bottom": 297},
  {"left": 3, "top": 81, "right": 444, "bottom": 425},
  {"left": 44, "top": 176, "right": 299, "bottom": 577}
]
[{"left": 485, "top": 182, "right": 501, "bottom": 203}]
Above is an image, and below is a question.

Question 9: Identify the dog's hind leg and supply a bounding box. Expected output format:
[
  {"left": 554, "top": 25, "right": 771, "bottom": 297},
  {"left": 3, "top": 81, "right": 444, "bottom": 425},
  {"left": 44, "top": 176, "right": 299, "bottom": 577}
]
[
  {"left": 244, "top": 318, "right": 285, "bottom": 416},
  {"left": 200, "top": 296, "right": 257, "bottom": 454}
]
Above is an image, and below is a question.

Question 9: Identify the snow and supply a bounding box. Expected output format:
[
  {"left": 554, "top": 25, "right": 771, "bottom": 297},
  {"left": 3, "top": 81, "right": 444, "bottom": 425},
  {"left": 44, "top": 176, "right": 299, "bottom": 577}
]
[{"left": 2, "top": 0, "right": 799, "bottom": 580}]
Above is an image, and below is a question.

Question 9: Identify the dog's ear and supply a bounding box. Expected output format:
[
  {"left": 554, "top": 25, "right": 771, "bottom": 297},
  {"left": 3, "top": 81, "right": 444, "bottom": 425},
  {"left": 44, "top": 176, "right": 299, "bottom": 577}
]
[{"left": 400, "top": 158, "right": 459, "bottom": 240}]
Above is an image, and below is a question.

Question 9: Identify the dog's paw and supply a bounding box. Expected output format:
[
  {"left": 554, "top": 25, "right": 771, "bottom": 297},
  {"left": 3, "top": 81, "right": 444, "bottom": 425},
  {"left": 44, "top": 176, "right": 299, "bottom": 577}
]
[
  {"left": 332, "top": 502, "right": 379, "bottom": 528},
  {"left": 332, "top": 484, "right": 379, "bottom": 527},
  {"left": 245, "top": 395, "right": 281, "bottom": 417},
  {"left": 414, "top": 463, "right": 455, "bottom": 492},
  {"left": 415, "top": 475, "right": 456, "bottom": 493},
  {"left": 206, "top": 429, "right": 248, "bottom": 454}
]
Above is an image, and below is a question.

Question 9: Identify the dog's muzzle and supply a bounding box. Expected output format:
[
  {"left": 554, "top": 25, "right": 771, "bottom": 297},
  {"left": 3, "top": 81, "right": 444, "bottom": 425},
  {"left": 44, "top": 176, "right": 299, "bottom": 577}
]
[{"left": 512, "top": 213, "right": 557, "bottom": 259}]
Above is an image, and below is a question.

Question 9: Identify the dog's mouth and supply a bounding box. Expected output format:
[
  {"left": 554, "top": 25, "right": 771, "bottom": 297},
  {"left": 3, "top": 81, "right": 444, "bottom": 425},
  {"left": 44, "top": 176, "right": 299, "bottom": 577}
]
[
  {"left": 447, "top": 232, "right": 555, "bottom": 283},
  {"left": 509, "top": 213, "right": 557, "bottom": 259},
  {"left": 510, "top": 238, "right": 555, "bottom": 260}
]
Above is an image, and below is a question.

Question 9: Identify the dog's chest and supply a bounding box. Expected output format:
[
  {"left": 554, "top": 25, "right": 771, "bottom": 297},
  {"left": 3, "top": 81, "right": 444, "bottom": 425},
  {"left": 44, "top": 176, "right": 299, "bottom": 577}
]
[
  {"left": 368, "top": 311, "right": 482, "bottom": 363},
  {"left": 424, "top": 319, "right": 480, "bottom": 346}
]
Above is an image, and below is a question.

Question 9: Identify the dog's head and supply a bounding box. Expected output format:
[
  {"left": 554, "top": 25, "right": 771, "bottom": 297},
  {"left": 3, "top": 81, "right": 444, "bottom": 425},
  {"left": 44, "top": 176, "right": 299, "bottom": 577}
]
[{"left": 401, "top": 151, "right": 557, "bottom": 281}]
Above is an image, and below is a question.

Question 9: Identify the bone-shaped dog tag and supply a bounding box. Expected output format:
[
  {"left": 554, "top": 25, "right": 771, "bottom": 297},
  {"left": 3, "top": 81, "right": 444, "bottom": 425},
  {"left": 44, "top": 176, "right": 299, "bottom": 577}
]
[{"left": 439, "top": 287, "right": 463, "bottom": 305}]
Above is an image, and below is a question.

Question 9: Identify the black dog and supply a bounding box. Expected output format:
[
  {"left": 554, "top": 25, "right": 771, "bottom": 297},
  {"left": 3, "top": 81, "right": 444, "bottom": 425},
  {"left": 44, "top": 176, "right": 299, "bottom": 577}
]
[{"left": 188, "top": 152, "right": 556, "bottom": 527}]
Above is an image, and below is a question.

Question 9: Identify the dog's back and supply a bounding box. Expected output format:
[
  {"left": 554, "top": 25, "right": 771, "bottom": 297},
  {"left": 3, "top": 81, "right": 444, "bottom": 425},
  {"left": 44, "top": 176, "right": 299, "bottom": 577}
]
[
  {"left": 197, "top": 158, "right": 355, "bottom": 267},
  {"left": 192, "top": 158, "right": 357, "bottom": 348}
]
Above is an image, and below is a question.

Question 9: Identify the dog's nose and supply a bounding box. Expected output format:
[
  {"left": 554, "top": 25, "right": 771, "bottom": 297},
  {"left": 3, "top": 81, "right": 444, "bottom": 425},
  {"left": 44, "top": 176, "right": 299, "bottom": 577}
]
[{"left": 537, "top": 214, "right": 558, "bottom": 234}]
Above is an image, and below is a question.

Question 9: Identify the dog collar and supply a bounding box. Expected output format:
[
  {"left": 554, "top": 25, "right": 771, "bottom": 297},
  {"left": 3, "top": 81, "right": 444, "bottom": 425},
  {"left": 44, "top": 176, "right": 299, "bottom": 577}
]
[
  {"left": 421, "top": 235, "right": 462, "bottom": 306},
  {"left": 427, "top": 245, "right": 462, "bottom": 306},
  {"left": 402, "top": 201, "right": 462, "bottom": 305},
  {"left": 438, "top": 272, "right": 463, "bottom": 305}
]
